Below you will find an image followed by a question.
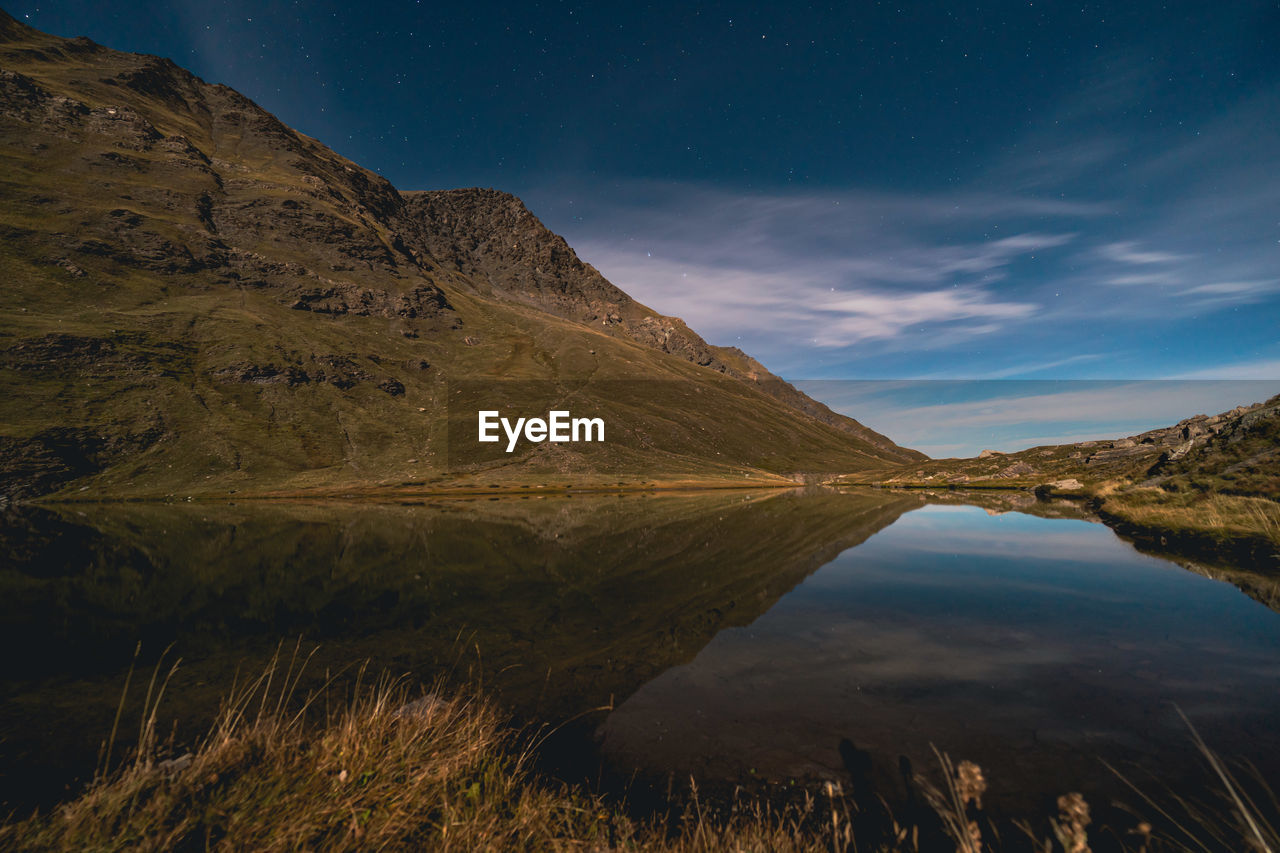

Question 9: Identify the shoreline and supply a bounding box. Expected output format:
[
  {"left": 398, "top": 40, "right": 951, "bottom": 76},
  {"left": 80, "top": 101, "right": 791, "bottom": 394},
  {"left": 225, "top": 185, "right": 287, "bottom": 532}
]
[
  {"left": 20, "top": 479, "right": 1279, "bottom": 572},
  {"left": 22, "top": 483, "right": 793, "bottom": 506},
  {"left": 21, "top": 475, "right": 808, "bottom": 505}
]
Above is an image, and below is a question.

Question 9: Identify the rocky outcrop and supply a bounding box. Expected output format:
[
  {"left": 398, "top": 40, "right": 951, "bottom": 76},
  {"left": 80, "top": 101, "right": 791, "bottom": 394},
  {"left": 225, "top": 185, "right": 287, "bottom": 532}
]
[
  {"left": 0, "top": 423, "right": 164, "bottom": 502},
  {"left": 211, "top": 355, "right": 373, "bottom": 390},
  {"left": 994, "top": 461, "right": 1036, "bottom": 479},
  {"left": 286, "top": 282, "right": 454, "bottom": 321},
  {"left": 213, "top": 362, "right": 312, "bottom": 386},
  {"left": 401, "top": 188, "right": 634, "bottom": 324},
  {"left": 1146, "top": 395, "right": 1280, "bottom": 499},
  {"left": 0, "top": 333, "right": 193, "bottom": 378}
]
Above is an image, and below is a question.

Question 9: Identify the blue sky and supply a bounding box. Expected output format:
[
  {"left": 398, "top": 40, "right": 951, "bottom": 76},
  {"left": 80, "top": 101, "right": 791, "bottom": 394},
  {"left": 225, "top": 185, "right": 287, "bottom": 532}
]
[
  {"left": 16, "top": 0, "right": 1280, "bottom": 452},
  {"left": 791, "top": 380, "right": 1280, "bottom": 457},
  {"left": 527, "top": 175, "right": 1280, "bottom": 381}
]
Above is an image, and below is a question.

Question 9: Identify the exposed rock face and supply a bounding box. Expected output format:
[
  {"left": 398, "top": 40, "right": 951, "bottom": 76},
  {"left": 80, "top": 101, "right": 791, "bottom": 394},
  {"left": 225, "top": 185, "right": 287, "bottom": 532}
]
[
  {"left": 0, "top": 423, "right": 164, "bottom": 501},
  {"left": 402, "top": 187, "right": 759, "bottom": 388},
  {"left": 210, "top": 355, "right": 374, "bottom": 389},
  {"left": 1083, "top": 444, "right": 1153, "bottom": 467},
  {"left": 402, "top": 188, "right": 634, "bottom": 326},
  {"left": 213, "top": 362, "right": 312, "bottom": 386},
  {"left": 377, "top": 378, "right": 405, "bottom": 397},
  {"left": 287, "top": 283, "right": 455, "bottom": 322},
  {"left": 994, "top": 461, "right": 1036, "bottom": 479},
  {"left": 0, "top": 333, "right": 192, "bottom": 377}
]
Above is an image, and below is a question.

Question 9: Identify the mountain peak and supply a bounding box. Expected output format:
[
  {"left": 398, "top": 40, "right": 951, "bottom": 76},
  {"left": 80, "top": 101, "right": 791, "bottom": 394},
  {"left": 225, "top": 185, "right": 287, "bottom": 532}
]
[{"left": 402, "top": 187, "right": 924, "bottom": 461}]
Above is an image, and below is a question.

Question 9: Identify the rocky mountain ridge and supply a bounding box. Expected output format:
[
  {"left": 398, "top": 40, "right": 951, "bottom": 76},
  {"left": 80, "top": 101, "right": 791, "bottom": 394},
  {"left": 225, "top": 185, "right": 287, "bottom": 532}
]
[
  {"left": 401, "top": 188, "right": 920, "bottom": 457},
  {"left": 872, "top": 394, "right": 1280, "bottom": 496}
]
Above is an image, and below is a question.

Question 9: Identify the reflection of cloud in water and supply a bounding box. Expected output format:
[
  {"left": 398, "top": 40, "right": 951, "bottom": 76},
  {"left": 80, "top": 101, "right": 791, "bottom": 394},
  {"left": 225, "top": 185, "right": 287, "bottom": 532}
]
[
  {"left": 880, "top": 508, "right": 1132, "bottom": 561},
  {"left": 667, "top": 618, "right": 1073, "bottom": 696},
  {"left": 882, "top": 528, "right": 1125, "bottom": 562},
  {"left": 806, "top": 513, "right": 1214, "bottom": 606},
  {"left": 599, "top": 505, "right": 1280, "bottom": 805}
]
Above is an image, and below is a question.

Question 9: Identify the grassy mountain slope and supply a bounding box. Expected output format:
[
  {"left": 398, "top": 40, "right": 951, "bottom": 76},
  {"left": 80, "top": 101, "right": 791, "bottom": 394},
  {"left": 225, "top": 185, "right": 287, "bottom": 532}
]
[{"left": 0, "top": 11, "right": 920, "bottom": 501}]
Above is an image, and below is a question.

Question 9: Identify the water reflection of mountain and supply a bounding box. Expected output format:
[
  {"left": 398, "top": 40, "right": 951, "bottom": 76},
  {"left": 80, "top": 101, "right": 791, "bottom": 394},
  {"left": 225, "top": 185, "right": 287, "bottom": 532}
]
[
  {"left": 901, "top": 486, "right": 1280, "bottom": 613},
  {"left": 599, "top": 502, "right": 1280, "bottom": 814},
  {"left": 0, "top": 488, "right": 921, "bottom": 808}
]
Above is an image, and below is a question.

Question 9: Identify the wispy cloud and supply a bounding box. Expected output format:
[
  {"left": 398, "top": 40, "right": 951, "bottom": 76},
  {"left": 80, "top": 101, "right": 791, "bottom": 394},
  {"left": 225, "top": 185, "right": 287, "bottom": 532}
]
[
  {"left": 814, "top": 287, "right": 1036, "bottom": 346},
  {"left": 543, "top": 183, "right": 1084, "bottom": 361},
  {"left": 1184, "top": 280, "right": 1280, "bottom": 304},
  {"left": 979, "top": 354, "right": 1105, "bottom": 380},
  {"left": 1106, "top": 273, "right": 1180, "bottom": 287},
  {"left": 1175, "top": 359, "right": 1280, "bottom": 380},
  {"left": 577, "top": 248, "right": 1042, "bottom": 349},
  {"left": 1099, "top": 241, "right": 1192, "bottom": 266},
  {"left": 874, "top": 383, "right": 1231, "bottom": 429}
]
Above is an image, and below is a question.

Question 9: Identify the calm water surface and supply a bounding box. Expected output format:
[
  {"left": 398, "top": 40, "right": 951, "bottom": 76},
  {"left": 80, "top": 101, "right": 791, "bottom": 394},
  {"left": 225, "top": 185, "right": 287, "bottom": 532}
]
[
  {"left": 600, "top": 504, "right": 1280, "bottom": 809},
  {"left": 2, "top": 489, "right": 1278, "bottom": 812}
]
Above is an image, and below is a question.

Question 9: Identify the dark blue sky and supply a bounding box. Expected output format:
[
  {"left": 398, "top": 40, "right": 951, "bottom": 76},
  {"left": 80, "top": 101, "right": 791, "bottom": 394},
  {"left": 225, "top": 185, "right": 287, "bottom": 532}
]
[{"left": 15, "top": 1, "right": 1280, "bottom": 399}]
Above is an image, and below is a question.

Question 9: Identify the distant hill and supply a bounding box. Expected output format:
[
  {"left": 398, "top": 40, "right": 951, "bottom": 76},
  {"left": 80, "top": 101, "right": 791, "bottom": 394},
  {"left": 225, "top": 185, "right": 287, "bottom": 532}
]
[
  {"left": 846, "top": 394, "right": 1280, "bottom": 567},
  {"left": 864, "top": 394, "right": 1279, "bottom": 497},
  {"left": 0, "top": 10, "right": 922, "bottom": 501}
]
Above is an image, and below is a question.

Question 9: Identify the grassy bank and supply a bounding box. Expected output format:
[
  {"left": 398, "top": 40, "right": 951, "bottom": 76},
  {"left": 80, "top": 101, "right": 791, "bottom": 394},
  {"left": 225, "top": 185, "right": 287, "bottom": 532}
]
[
  {"left": 1093, "top": 488, "right": 1280, "bottom": 569},
  {"left": 1098, "top": 489, "right": 1280, "bottom": 542},
  {"left": 4, "top": 659, "right": 1279, "bottom": 852}
]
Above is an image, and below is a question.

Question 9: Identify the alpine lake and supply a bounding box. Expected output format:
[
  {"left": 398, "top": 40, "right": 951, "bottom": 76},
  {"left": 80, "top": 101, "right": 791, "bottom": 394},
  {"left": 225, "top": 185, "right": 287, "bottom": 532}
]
[{"left": 3, "top": 487, "right": 1279, "bottom": 817}]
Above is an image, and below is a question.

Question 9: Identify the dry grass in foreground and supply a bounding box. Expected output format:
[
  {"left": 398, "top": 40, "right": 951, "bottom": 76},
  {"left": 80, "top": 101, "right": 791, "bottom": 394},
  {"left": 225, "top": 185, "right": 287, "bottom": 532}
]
[
  {"left": 0, "top": 652, "right": 876, "bottom": 852},
  {"left": 3, "top": 652, "right": 1279, "bottom": 852}
]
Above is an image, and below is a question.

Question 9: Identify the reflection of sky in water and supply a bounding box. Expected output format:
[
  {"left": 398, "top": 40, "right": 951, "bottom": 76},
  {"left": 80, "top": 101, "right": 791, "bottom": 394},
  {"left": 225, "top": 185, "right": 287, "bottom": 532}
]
[{"left": 600, "top": 506, "right": 1280, "bottom": 802}]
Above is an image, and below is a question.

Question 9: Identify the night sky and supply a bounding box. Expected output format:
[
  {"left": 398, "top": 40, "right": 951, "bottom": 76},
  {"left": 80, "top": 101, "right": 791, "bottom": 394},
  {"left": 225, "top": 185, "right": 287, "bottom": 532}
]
[{"left": 14, "top": 1, "right": 1280, "bottom": 449}]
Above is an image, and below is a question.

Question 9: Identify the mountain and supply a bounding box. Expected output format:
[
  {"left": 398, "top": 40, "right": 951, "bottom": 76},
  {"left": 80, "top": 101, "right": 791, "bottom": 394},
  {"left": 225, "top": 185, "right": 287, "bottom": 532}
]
[{"left": 0, "top": 11, "right": 922, "bottom": 501}]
